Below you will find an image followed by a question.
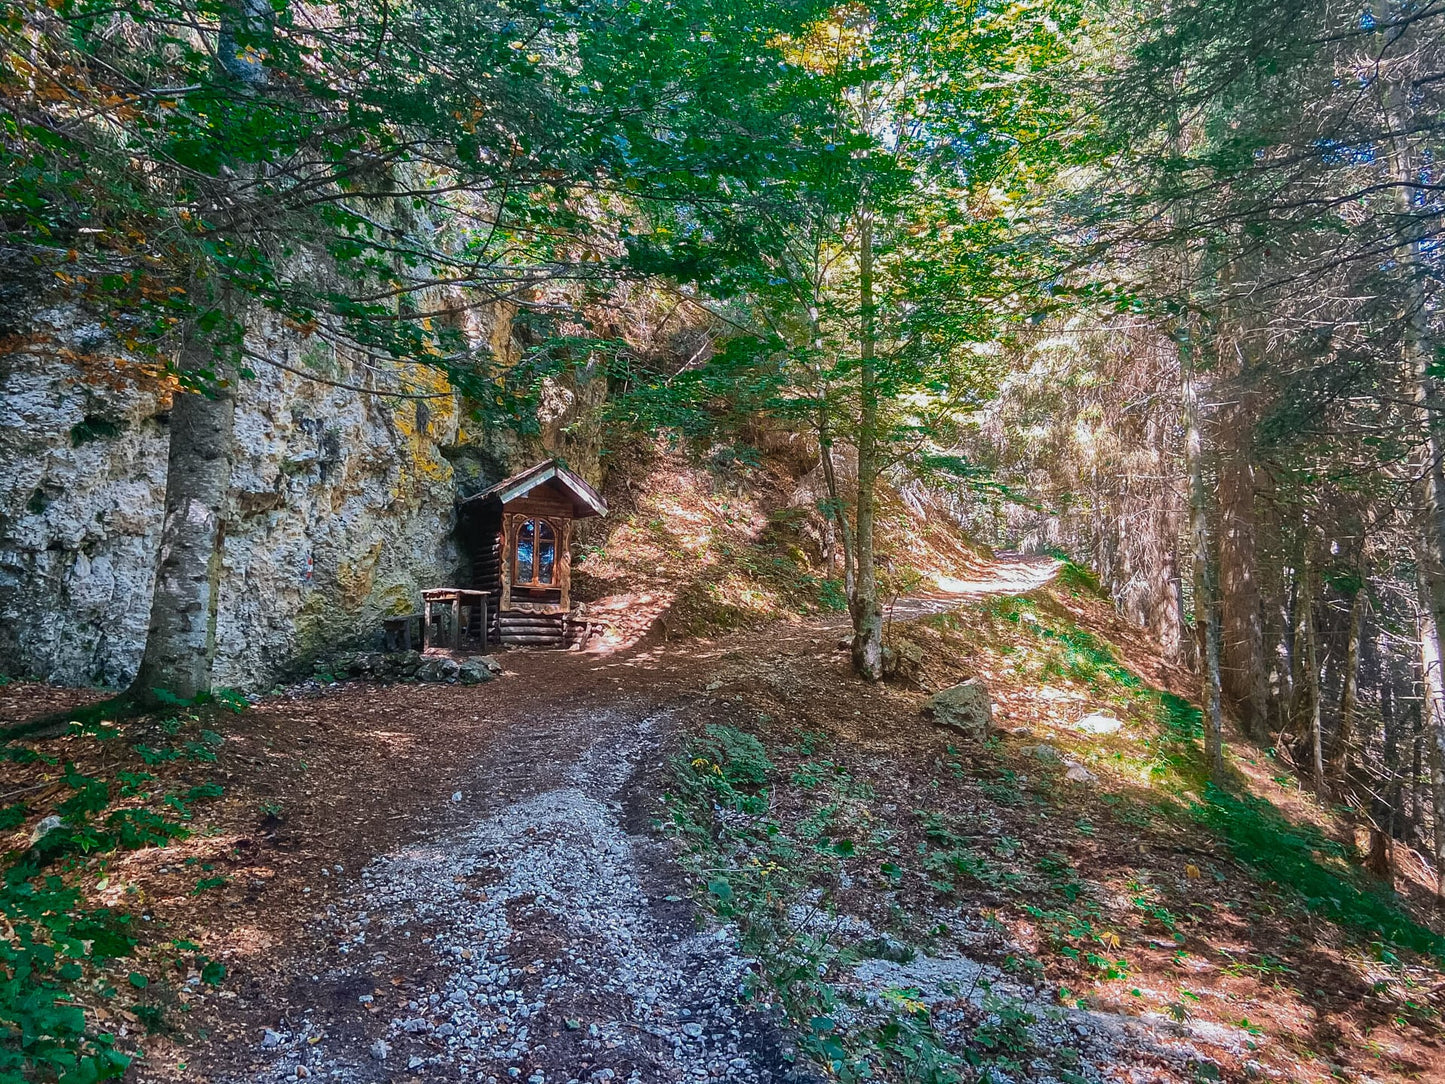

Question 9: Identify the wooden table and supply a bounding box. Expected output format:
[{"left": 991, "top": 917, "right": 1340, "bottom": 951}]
[{"left": 421, "top": 588, "right": 490, "bottom": 649}]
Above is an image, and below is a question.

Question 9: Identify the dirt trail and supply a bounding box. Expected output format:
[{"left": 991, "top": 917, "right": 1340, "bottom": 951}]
[{"left": 186, "top": 557, "right": 1059, "bottom": 1084}]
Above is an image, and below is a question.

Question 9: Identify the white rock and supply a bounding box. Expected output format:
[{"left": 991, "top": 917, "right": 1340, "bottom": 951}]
[
  {"left": 925, "top": 679, "right": 992, "bottom": 738},
  {"left": 1076, "top": 712, "right": 1123, "bottom": 735},
  {"left": 370, "top": 1039, "right": 390, "bottom": 1061}
]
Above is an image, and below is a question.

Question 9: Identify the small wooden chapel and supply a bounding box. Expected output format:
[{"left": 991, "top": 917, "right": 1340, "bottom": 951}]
[{"left": 455, "top": 459, "right": 607, "bottom": 647}]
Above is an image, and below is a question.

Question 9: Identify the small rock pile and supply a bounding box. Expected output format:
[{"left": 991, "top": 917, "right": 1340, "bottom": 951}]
[{"left": 317, "top": 650, "right": 503, "bottom": 686}]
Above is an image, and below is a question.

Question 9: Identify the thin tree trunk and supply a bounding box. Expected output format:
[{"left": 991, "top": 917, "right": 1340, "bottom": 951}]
[
  {"left": 1182, "top": 342, "right": 1224, "bottom": 781},
  {"left": 1420, "top": 575, "right": 1445, "bottom": 898},
  {"left": 1330, "top": 548, "right": 1368, "bottom": 783},
  {"left": 1410, "top": 693, "right": 1424, "bottom": 844},
  {"left": 1218, "top": 409, "right": 1269, "bottom": 741},
  {"left": 131, "top": 344, "right": 236, "bottom": 703},
  {"left": 1300, "top": 546, "right": 1327, "bottom": 800},
  {"left": 850, "top": 198, "right": 883, "bottom": 681},
  {"left": 818, "top": 409, "right": 855, "bottom": 597},
  {"left": 1283, "top": 569, "right": 1306, "bottom": 740}
]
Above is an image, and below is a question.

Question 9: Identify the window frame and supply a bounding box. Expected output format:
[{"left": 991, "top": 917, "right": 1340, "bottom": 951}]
[{"left": 511, "top": 515, "right": 560, "bottom": 588}]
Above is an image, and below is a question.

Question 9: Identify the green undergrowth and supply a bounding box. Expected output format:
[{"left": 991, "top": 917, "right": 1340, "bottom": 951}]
[
  {"left": 994, "top": 592, "right": 1445, "bottom": 966},
  {"left": 664, "top": 586, "right": 1445, "bottom": 1081},
  {"left": 0, "top": 705, "right": 231, "bottom": 1081},
  {"left": 663, "top": 724, "right": 976, "bottom": 1082},
  {"left": 1195, "top": 786, "right": 1445, "bottom": 960},
  {"left": 1043, "top": 548, "right": 1106, "bottom": 598}
]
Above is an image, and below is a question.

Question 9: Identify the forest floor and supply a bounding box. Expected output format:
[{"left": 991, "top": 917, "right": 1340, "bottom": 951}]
[{"left": 4, "top": 551, "right": 1444, "bottom": 1084}]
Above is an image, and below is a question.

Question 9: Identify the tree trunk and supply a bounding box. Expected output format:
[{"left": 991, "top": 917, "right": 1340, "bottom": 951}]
[
  {"left": 131, "top": 349, "right": 236, "bottom": 703},
  {"left": 127, "top": 0, "right": 267, "bottom": 704},
  {"left": 1182, "top": 342, "right": 1224, "bottom": 781},
  {"left": 1299, "top": 546, "right": 1327, "bottom": 799},
  {"left": 818, "top": 410, "right": 855, "bottom": 598},
  {"left": 1217, "top": 414, "right": 1269, "bottom": 741},
  {"left": 849, "top": 199, "right": 883, "bottom": 682},
  {"left": 1420, "top": 575, "right": 1445, "bottom": 897},
  {"left": 1389, "top": 82, "right": 1445, "bottom": 835},
  {"left": 1329, "top": 549, "right": 1368, "bottom": 783}
]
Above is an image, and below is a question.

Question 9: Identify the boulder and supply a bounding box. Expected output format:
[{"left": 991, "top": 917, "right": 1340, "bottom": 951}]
[
  {"left": 392, "top": 650, "right": 422, "bottom": 678},
  {"left": 415, "top": 656, "right": 461, "bottom": 683},
  {"left": 1075, "top": 712, "right": 1123, "bottom": 735},
  {"left": 29, "top": 814, "right": 63, "bottom": 846},
  {"left": 925, "top": 679, "right": 992, "bottom": 738},
  {"left": 458, "top": 657, "right": 496, "bottom": 685},
  {"left": 1024, "top": 742, "right": 1062, "bottom": 763},
  {"left": 882, "top": 639, "right": 927, "bottom": 687},
  {"left": 1064, "top": 761, "right": 1097, "bottom": 784}
]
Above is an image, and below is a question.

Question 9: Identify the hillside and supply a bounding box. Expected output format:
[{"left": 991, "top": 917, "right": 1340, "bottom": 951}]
[{"left": 0, "top": 460, "right": 1440, "bottom": 1083}]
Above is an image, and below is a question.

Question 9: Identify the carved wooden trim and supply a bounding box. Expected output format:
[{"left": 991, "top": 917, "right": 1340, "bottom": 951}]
[{"left": 499, "top": 514, "right": 513, "bottom": 611}]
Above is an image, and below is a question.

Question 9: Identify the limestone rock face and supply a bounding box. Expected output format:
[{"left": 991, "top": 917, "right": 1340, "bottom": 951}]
[
  {"left": 0, "top": 305, "right": 604, "bottom": 689},
  {"left": 925, "top": 679, "right": 992, "bottom": 738}
]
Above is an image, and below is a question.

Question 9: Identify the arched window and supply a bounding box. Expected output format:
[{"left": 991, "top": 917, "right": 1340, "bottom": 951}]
[{"left": 513, "top": 517, "right": 557, "bottom": 586}]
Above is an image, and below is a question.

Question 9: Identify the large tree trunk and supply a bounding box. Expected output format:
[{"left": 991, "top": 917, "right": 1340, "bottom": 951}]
[
  {"left": 131, "top": 353, "right": 236, "bottom": 703},
  {"left": 850, "top": 201, "right": 883, "bottom": 681},
  {"left": 1182, "top": 344, "right": 1225, "bottom": 781},
  {"left": 1389, "top": 81, "right": 1445, "bottom": 825},
  {"left": 127, "top": 1, "right": 266, "bottom": 704}
]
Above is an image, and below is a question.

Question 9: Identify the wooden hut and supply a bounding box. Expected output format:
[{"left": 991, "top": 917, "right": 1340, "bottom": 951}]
[{"left": 457, "top": 459, "right": 607, "bottom": 647}]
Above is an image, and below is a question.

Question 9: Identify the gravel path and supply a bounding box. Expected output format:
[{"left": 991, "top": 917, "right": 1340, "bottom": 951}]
[
  {"left": 231, "top": 697, "right": 808, "bottom": 1084},
  {"left": 205, "top": 556, "right": 1065, "bottom": 1084}
]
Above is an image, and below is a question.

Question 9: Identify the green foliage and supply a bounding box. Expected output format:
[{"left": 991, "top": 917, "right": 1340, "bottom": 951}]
[
  {"left": 1044, "top": 548, "right": 1105, "bottom": 597},
  {"left": 1193, "top": 785, "right": 1445, "bottom": 960},
  {"left": 68, "top": 416, "right": 125, "bottom": 448},
  {"left": 700, "top": 725, "right": 773, "bottom": 789},
  {"left": 0, "top": 731, "right": 225, "bottom": 1080}
]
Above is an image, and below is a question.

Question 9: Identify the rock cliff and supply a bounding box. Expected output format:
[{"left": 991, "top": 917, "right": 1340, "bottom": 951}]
[{"left": 0, "top": 304, "right": 605, "bottom": 690}]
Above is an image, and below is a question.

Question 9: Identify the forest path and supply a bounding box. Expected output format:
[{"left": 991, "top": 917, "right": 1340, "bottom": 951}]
[{"left": 189, "top": 556, "right": 1059, "bottom": 1084}]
